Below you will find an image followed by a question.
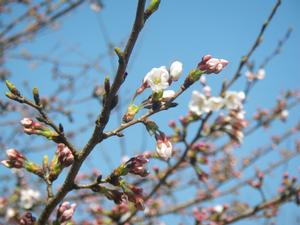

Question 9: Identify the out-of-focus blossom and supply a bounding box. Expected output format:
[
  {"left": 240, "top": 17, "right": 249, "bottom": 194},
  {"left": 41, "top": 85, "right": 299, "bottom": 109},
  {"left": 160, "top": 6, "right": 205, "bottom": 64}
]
[
  {"left": 169, "top": 61, "right": 183, "bottom": 81},
  {"left": 245, "top": 69, "right": 266, "bottom": 81},
  {"left": 193, "top": 207, "right": 209, "bottom": 222},
  {"left": 213, "top": 204, "right": 224, "bottom": 213},
  {"left": 19, "top": 212, "right": 36, "bottom": 225},
  {"left": 6, "top": 207, "right": 16, "bottom": 220},
  {"left": 207, "top": 97, "right": 224, "bottom": 111},
  {"left": 189, "top": 91, "right": 209, "bottom": 116},
  {"left": 144, "top": 66, "right": 170, "bottom": 93},
  {"left": 198, "top": 55, "right": 229, "bottom": 74},
  {"left": 124, "top": 154, "right": 149, "bottom": 177},
  {"left": 56, "top": 143, "right": 74, "bottom": 167},
  {"left": 245, "top": 71, "right": 255, "bottom": 82},
  {"left": 155, "top": 133, "right": 172, "bottom": 160},
  {"left": 125, "top": 185, "right": 145, "bottom": 210},
  {"left": 57, "top": 202, "right": 77, "bottom": 225},
  {"left": 199, "top": 75, "right": 206, "bottom": 84},
  {"left": 90, "top": 0, "right": 103, "bottom": 12},
  {"left": 20, "top": 189, "right": 40, "bottom": 209},
  {"left": 279, "top": 109, "right": 289, "bottom": 121},
  {"left": 1, "top": 148, "right": 26, "bottom": 169},
  {"left": 224, "top": 91, "right": 245, "bottom": 110},
  {"left": 203, "top": 85, "right": 211, "bottom": 97},
  {"left": 256, "top": 68, "right": 266, "bottom": 80}
]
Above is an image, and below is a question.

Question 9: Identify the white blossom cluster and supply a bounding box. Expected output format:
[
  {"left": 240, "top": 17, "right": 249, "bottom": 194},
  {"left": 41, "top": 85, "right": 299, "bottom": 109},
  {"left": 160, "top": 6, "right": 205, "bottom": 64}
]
[
  {"left": 189, "top": 90, "right": 245, "bottom": 116},
  {"left": 20, "top": 188, "right": 41, "bottom": 209},
  {"left": 143, "top": 61, "right": 183, "bottom": 96}
]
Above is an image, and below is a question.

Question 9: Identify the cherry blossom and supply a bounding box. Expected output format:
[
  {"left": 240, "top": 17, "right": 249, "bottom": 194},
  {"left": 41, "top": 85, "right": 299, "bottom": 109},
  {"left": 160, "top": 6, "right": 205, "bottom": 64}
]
[
  {"left": 169, "top": 61, "right": 183, "bottom": 81},
  {"left": 144, "top": 66, "right": 170, "bottom": 93}
]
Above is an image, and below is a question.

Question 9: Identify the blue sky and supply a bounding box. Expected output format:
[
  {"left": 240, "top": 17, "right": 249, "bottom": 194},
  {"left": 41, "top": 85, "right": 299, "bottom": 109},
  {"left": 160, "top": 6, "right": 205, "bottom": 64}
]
[{"left": 1, "top": 0, "right": 300, "bottom": 224}]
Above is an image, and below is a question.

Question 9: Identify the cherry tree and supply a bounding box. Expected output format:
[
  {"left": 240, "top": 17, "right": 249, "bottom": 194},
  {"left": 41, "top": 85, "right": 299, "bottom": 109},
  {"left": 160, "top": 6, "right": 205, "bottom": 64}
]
[{"left": 0, "top": 0, "right": 299, "bottom": 225}]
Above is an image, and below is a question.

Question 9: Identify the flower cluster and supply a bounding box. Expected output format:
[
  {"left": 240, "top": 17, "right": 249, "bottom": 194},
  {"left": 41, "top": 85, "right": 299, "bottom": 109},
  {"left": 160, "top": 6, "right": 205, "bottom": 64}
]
[
  {"left": 211, "top": 110, "right": 248, "bottom": 144},
  {"left": 49, "top": 143, "right": 75, "bottom": 181},
  {"left": 143, "top": 61, "right": 183, "bottom": 94},
  {"left": 20, "top": 188, "right": 41, "bottom": 209},
  {"left": 19, "top": 212, "right": 36, "bottom": 225},
  {"left": 193, "top": 204, "right": 229, "bottom": 224},
  {"left": 123, "top": 184, "right": 145, "bottom": 210},
  {"left": 189, "top": 90, "right": 245, "bottom": 116},
  {"left": 247, "top": 171, "right": 264, "bottom": 189},
  {"left": 278, "top": 172, "right": 297, "bottom": 194},
  {"left": 56, "top": 202, "right": 77, "bottom": 225}
]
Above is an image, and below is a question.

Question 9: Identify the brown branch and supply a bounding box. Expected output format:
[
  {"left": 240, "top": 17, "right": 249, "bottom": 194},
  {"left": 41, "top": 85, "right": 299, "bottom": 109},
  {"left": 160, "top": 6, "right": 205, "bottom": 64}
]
[
  {"left": 221, "top": 185, "right": 300, "bottom": 225},
  {"left": 36, "top": 1, "right": 154, "bottom": 224},
  {"left": 2, "top": 0, "right": 85, "bottom": 50},
  {"left": 222, "top": 0, "right": 281, "bottom": 93}
]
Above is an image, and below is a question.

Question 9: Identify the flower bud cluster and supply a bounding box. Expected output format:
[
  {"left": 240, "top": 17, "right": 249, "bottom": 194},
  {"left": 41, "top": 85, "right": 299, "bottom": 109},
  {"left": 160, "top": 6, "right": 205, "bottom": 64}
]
[
  {"left": 214, "top": 110, "right": 248, "bottom": 144},
  {"left": 19, "top": 212, "right": 36, "bottom": 225},
  {"left": 1, "top": 148, "right": 43, "bottom": 177},
  {"left": 277, "top": 172, "right": 297, "bottom": 194},
  {"left": 193, "top": 203, "right": 229, "bottom": 224},
  {"left": 56, "top": 143, "right": 74, "bottom": 167},
  {"left": 197, "top": 55, "right": 229, "bottom": 74},
  {"left": 1, "top": 148, "right": 26, "bottom": 168},
  {"left": 56, "top": 202, "right": 77, "bottom": 225},
  {"left": 20, "top": 118, "right": 58, "bottom": 140}
]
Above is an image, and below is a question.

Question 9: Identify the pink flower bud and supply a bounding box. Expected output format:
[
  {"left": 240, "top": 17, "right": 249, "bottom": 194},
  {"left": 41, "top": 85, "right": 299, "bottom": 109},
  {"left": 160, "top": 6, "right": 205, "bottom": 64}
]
[
  {"left": 1, "top": 148, "right": 26, "bottom": 168},
  {"left": 168, "top": 120, "right": 177, "bottom": 128},
  {"left": 20, "top": 118, "right": 43, "bottom": 129},
  {"left": 125, "top": 154, "right": 149, "bottom": 177},
  {"left": 57, "top": 202, "right": 76, "bottom": 224},
  {"left": 198, "top": 55, "right": 229, "bottom": 74},
  {"left": 20, "top": 118, "right": 33, "bottom": 128},
  {"left": 19, "top": 212, "right": 36, "bottom": 225},
  {"left": 56, "top": 144, "right": 74, "bottom": 167},
  {"left": 155, "top": 133, "right": 172, "bottom": 160}
]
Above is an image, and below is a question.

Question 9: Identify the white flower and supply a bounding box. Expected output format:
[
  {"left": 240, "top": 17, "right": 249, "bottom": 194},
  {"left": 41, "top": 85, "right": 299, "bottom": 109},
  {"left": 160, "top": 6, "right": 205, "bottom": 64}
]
[
  {"left": 189, "top": 91, "right": 210, "bottom": 116},
  {"left": 169, "top": 61, "right": 183, "bottom": 81},
  {"left": 144, "top": 66, "right": 170, "bottom": 93},
  {"left": 20, "top": 189, "right": 40, "bottom": 209},
  {"left": 6, "top": 208, "right": 16, "bottom": 219},
  {"left": 214, "top": 204, "right": 224, "bottom": 213},
  {"left": 256, "top": 69, "right": 266, "bottom": 80},
  {"left": 156, "top": 134, "right": 172, "bottom": 160},
  {"left": 207, "top": 97, "right": 224, "bottom": 111},
  {"left": 279, "top": 109, "right": 288, "bottom": 121},
  {"left": 162, "top": 90, "right": 175, "bottom": 101},
  {"left": 245, "top": 71, "right": 255, "bottom": 81},
  {"left": 156, "top": 142, "right": 172, "bottom": 160},
  {"left": 224, "top": 91, "right": 245, "bottom": 110}
]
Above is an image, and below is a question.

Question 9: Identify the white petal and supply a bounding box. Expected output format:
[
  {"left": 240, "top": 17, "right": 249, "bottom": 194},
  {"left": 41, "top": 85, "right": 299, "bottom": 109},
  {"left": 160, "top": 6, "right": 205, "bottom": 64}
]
[{"left": 170, "top": 61, "right": 183, "bottom": 81}]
